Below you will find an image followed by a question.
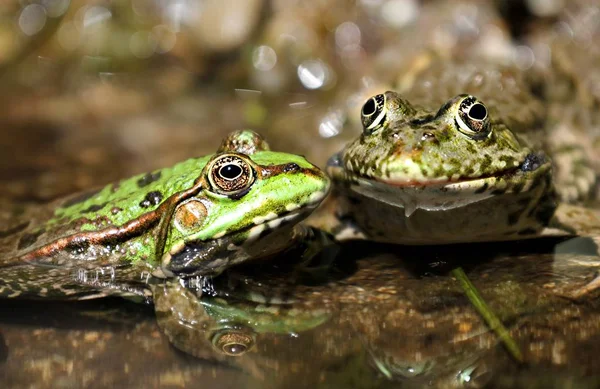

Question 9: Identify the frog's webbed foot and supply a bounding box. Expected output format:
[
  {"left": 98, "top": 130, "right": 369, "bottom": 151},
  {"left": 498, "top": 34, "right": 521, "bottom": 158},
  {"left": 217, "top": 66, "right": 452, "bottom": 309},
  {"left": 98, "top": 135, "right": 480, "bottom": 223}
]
[
  {"left": 548, "top": 204, "right": 600, "bottom": 300},
  {"left": 305, "top": 194, "right": 367, "bottom": 242},
  {"left": 293, "top": 226, "right": 340, "bottom": 283},
  {"left": 566, "top": 272, "right": 600, "bottom": 299},
  {"left": 549, "top": 204, "right": 600, "bottom": 242},
  {"left": 329, "top": 220, "right": 368, "bottom": 241},
  {"left": 547, "top": 122, "right": 598, "bottom": 203},
  {"left": 552, "top": 144, "right": 597, "bottom": 203}
]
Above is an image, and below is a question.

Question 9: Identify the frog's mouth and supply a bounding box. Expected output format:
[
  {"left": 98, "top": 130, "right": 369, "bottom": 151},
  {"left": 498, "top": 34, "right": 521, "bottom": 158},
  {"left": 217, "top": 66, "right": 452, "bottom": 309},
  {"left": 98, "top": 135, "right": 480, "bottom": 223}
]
[
  {"left": 347, "top": 153, "right": 550, "bottom": 217},
  {"left": 157, "top": 202, "right": 323, "bottom": 278},
  {"left": 378, "top": 153, "right": 548, "bottom": 188},
  {"left": 375, "top": 168, "right": 518, "bottom": 188},
  {"left": 330, "top": 151, "right": 547, "bottom": 190}
]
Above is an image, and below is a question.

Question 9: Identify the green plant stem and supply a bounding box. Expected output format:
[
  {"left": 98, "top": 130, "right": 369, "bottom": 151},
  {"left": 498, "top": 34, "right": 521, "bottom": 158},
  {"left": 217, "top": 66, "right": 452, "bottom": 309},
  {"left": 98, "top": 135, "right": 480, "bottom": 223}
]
[{"left": 451, "top": 266, "right": 524, "bottom": 363}]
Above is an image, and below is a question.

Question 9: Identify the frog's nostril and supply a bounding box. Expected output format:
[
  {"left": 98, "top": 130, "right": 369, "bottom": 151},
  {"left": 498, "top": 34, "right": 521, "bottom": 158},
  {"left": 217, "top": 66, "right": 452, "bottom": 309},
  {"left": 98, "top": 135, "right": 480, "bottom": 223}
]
[
  {"left": 283, "top": 163, "right": 300, "bottom": 172},
  {"left": 421, "top": 132, "right": 435, "bottom": 141}
]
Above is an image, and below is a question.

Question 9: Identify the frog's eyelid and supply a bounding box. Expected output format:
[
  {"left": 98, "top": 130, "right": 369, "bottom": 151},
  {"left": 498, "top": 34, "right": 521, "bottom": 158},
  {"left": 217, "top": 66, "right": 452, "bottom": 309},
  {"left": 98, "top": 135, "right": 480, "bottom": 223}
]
[
  {"left": 455, "top": 112, "right": 477, "bottom": 135},
  {"left": 366, "top": 109, "right": 386, "bottom": 131},
  {"left": 454, "top": 99, "right": 492, "bottom": 139},
  {"left": 362, "top": 94, "right": 387, "bottom": 132}
]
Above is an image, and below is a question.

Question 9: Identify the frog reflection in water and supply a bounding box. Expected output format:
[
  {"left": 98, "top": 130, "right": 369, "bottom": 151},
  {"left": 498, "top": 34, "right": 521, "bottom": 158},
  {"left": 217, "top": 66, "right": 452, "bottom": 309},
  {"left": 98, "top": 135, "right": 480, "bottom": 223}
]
[
  {"left": 0, "top": 130, "right": 330, "bottom": 300},
  {"left": 153, "top": 279, "right": 331, "bottom": 358},
  {"left": 150, "top": 241, "right": 600, "bottom": 388}
]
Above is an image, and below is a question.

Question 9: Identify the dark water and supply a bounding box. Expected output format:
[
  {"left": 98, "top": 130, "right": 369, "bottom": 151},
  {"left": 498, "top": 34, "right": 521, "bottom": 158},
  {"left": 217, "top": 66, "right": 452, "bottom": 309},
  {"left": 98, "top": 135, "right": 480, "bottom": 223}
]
[{"left": 2, "top": 238, "right": 600, "bottom": 389}]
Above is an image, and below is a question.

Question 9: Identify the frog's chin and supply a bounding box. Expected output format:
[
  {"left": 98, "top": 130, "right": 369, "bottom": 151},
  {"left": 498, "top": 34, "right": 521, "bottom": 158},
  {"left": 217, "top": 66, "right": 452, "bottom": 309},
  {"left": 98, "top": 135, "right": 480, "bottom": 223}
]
[
  {"left": 349, "top": 178, "right": 491, "bottom": 218},
  {"left": 375, "top": 166, "right": 519, "bottom": 188},
  {"left": 155, "top": 205, "right": 319, "bottom": 278},
  {"left": 376, "top": 152, "right": 549, "bottom": 189},
  {"left": 375, "top": 174, "right": 506, "bottom": 190},
  {"left": 350, "top": 169, "right": 541, "bottom": 218}
]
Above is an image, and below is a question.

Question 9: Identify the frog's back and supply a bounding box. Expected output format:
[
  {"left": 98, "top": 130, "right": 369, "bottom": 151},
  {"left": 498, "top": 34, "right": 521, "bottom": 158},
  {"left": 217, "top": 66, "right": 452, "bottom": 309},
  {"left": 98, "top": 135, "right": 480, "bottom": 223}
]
[
  {"left": 396, "top": 54, "right": 597, "bottom": 203},
  {"left": 396, "top": 56, "right": 546, "bottom": 139},
  {"left": 0, "top": 198, "right": 54, "bottom": 266},
  {"left": 0, "top": 156, "right": 210, "bottom": 268}
]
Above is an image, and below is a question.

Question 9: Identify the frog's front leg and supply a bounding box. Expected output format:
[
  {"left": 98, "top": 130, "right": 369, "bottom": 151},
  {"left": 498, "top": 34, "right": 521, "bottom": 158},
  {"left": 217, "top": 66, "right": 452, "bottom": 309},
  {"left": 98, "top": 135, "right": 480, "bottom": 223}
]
[
  {"left": 158, "top": 238, "right": 236, "bottom": 278},
  {"left": 291, "top": 225, "right": 340, "bottom": 282},
  {"left": 548, "top": 203, "right": 600, "bottom": 249},
  {"left": 305, "top": 193, "right": 368, "bottom": 242},
  {"left": 546, "top": 116, "right": 598, "bottom": 203}
]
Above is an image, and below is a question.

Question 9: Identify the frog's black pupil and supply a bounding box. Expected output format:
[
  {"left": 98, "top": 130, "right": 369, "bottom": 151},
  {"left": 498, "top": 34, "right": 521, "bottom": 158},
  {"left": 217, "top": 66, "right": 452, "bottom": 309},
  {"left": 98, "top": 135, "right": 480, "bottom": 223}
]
[
  {"left": 220, "top": 164, "right": 242, "bottom": 180},
  {"left": 469, "top": 103, "right": 487, "bottom": 120},
  {"left": 362, "top": 98, "right": 376, "bottom": 116},
  {"left": 224, "top": 343, "right": 246, "bottom": 355}
]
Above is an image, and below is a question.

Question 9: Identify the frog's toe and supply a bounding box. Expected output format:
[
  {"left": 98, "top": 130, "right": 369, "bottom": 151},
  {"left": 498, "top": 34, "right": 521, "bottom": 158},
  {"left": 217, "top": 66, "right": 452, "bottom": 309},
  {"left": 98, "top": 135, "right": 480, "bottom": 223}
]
[
  {"left": 553, "top": 145, "right": 597, "bottom": 203},
  {"left": 567, "top": 271, "right": 600, "bottom": 299}
]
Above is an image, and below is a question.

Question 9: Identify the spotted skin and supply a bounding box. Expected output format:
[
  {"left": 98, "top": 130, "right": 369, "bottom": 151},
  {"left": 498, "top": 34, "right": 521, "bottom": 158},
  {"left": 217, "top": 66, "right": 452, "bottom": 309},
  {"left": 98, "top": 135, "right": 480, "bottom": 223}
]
[
  {"left": 322, "top": 57, "right": 600, "bottom": 245},
  {"left": 0, "top": 130, "right": 330, "bottom": 299},
  {"left": 325, "top": 83, "right": 562, "bottom": 244},
  {"left": 392, "top": 56, "right": 598, "bottom": 203}
]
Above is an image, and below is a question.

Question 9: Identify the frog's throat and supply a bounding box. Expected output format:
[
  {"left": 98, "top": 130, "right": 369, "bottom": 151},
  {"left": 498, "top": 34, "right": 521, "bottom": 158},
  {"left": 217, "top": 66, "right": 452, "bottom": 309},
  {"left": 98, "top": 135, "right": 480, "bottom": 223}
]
[{"left": 157, "top": 203, "right": 320, "bottom": 278}]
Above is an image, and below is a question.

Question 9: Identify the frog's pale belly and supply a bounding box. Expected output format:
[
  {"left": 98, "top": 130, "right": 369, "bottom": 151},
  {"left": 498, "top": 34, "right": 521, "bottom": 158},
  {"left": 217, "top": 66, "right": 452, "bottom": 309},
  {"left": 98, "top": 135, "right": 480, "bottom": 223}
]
[{"left": 336, "top": 176, "right": 556, "bottom": 245}]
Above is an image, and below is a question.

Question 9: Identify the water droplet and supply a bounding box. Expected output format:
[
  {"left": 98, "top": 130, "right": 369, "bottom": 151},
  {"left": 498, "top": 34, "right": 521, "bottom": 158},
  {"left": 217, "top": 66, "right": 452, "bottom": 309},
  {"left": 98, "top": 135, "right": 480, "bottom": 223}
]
[
  {"left": 297, "top": 59, "right": 331, "bottom": 90},
  {"left": 335, "top": 21, "right": 361, "bottom": 49},
  {"left": 19, "top": 4, "right": 47, "bottom": 36},
  {"left": 57, "top": 21, "right": 80, "bottom": 51},
  {"left": 526, "top": 0, "right": 564, "bottom": 17},
  {"left": 340, "top": 44, "right": 365, "bottom": 70},
  {"left": 380, "top": 0, "right": 419, "bottom": 29},
  {"left": 83, "top": 6, "right": 112, "bottom": 29},
  {"left": 319, "top": 109, "right": 344, "bottom": 138},
  {"left": 513, "top": 45, "right": 535, "bottom": 70},
  {"left": 164, "top": 0, "right": 196, "bottom": 32},
  {"left": 152, "top": 25, "right": 177, "bottom": 54},
  {"left": 130, "top": 31, "right": 157, "bottom": 59},
  {"left": 252, "top": 45, "right": 277, "bottom": 71},
  {"left": 42, "top": 0, "right": 71, "bottom": 17}
]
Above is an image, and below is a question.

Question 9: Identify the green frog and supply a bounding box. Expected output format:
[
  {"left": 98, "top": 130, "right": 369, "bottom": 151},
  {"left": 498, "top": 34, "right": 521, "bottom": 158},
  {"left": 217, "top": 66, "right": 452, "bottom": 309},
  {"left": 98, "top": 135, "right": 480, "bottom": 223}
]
[
  {"left": 0, "top": 130, "right": 330, "bottom": 299},
  {"left": 322, "top": 59, "right": 600, "bottom": 245},
  {"left": 154, "top": 278, "right": 331, "bottom": 358}
]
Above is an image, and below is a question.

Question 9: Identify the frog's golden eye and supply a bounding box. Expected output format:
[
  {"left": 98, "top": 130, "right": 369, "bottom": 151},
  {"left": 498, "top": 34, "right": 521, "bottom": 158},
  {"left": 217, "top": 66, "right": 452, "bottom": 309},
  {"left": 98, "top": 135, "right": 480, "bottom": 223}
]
[
  {"left": 211, "top": 328, "right": 256, "bottom": 356},
  {"left": 455, "top": 96, "right": 491, "bottom": 139},
  {"left": 361, "top": 94, "right": 387, "bottom": 134},
  {"left": 208, "top": 154, "right": 254, "bottom": 197}
]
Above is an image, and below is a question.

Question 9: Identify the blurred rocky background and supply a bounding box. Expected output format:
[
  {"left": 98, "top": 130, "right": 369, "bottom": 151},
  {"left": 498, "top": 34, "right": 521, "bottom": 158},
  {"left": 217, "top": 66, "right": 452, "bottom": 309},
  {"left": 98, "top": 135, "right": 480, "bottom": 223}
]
[{"left": 0, "top": 0, "right": 598, "bottom": 201}]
